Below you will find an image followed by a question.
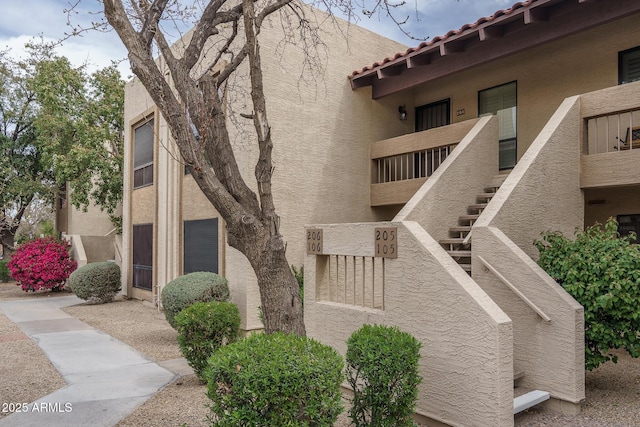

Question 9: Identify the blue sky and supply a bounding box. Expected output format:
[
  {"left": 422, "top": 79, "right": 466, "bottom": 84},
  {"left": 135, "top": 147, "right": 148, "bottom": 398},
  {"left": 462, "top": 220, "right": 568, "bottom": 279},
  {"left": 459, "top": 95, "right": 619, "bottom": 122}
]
[{"left": 0, "top": 0, "right": 515, "bottom": 78}]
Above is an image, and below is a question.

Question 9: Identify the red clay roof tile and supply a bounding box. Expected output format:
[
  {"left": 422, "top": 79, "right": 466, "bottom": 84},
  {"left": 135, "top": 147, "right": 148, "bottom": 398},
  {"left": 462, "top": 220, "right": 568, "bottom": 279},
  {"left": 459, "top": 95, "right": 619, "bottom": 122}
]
[{"left": 351, "top": 0, "right": 537, "bottom": 78}]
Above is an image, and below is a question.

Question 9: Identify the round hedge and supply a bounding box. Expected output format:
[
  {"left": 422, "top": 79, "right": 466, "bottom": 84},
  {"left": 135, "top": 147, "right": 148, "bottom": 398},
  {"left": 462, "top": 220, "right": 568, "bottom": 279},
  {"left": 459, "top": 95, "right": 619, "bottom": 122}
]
[
  {"left": 175, "top": 301, "right": 241, "bottom": 381},
  {"left": 160, "top": 272, "right": 230, "bottom": 329},
  {"left": 68, "top": 261, "right": 121, "bottom": 304},
  {"left": 206, "top": 332, "right": 344, "bottom": 426}
]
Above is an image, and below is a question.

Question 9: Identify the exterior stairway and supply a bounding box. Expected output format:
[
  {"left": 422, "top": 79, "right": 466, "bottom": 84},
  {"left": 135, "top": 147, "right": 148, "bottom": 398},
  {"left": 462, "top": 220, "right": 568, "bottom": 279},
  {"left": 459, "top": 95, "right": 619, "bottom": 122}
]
[{"left": 440, "top": 175, "right": 507, "bottom": 274}]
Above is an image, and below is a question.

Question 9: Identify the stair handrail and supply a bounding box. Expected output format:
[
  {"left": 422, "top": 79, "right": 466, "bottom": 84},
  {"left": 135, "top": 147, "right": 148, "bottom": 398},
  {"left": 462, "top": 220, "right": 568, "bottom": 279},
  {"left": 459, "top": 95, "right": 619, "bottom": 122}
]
[{"left": 477, "top": 255, "right": 551, "bottom": 322}]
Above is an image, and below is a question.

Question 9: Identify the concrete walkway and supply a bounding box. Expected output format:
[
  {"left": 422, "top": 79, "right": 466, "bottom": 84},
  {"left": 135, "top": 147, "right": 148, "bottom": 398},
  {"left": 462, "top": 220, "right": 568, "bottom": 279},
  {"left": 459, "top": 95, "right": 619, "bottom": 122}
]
[{"left": 0, "top": 295, "right": 177, "bottom": 427}]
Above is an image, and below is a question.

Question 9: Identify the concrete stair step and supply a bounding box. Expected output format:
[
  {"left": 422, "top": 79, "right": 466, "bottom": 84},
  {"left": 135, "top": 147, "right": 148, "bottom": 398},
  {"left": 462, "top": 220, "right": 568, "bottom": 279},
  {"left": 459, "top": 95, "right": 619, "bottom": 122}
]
[
  {"left": 477, "top": 192, "right": 497, "bottom": 200},
  {"left": 458, "top": 215, "right": 479, "bottom": 225},
  {"left": 467, "top": 203, "right": 488, "bottom": 212},
  {"left": 447, "top": 250, "right": 471, "bottom": 257},
  {"left": 440, "top": 238, "right": 467, "bottom": 245},
  {"left": 450, "top": 226, "right": 472, "bottom": 233},
  {"left": 513, "top": 390, "right": 550, "bottom": 414}
]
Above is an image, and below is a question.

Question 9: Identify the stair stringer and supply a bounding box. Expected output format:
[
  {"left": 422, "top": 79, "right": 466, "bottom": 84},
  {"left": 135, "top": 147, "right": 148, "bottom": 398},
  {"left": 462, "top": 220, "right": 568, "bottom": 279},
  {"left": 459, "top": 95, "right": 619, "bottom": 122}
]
[
  {"left": 303, "top": 220, "right": 514, "bottom": 426},
  {"left": 473, "top": 226, "right": 585, "bottom": 408},
  {"left": 471, "top": 95, "right": 586, "bottom": 413},
  {"left": 394, "top": 115, "right": 499, "bottom": 244}
]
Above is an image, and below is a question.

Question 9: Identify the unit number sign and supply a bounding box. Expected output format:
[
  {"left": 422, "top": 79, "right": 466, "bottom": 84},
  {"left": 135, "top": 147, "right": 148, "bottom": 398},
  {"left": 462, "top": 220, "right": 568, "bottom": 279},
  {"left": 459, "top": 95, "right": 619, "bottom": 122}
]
[
  {"left": 375, "top": 227, "right": 397, "bottom": 258},
  {"left": 307, "top": 228, "right": 323, "bottom": 255}
]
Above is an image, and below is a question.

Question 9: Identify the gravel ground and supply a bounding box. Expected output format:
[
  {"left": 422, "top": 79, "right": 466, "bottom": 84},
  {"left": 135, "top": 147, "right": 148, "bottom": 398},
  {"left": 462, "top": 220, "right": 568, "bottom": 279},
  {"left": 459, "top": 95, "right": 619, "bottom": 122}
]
[{"left": 2, "top": 281, "right": 640, "bottom": 426}]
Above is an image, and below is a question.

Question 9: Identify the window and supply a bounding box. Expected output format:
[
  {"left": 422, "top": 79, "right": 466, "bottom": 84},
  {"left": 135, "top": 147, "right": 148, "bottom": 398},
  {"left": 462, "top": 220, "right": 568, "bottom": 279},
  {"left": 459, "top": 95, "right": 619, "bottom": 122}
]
[
  {"left": 619, "top": 46, "right": 640, "bottom": 85},
  {"left": 133, "top": 118, "right": 154, "bottom": 188},
  {"left": 184, "top": 218, "right": 219, "bottom": 274},
  {"left": 479, "top": 82, "right": 517, "bottom": 170},
  {"left": 415, "top": 99, "right": 451, "bottom": 132},
  {"left": 617, "top": 214, "right": 640, "bottom": 244},
  {"left": 133, "top": 224, "right": 153, "bottom": 290}
]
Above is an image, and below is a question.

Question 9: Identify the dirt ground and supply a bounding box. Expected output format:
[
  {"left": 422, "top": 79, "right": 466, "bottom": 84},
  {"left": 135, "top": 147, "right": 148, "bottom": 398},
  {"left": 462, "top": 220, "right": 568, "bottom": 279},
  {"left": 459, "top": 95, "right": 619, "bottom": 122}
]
[{"left": 2, "top": 281, "right": 640, "bottom": 426}]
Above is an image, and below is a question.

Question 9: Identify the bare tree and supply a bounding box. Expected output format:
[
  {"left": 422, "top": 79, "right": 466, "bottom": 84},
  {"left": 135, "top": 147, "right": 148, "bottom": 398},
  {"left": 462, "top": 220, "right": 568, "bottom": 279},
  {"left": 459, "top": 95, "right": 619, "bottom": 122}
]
[{"left": 101, "top": 0, "right": 418, "bottom": 335}]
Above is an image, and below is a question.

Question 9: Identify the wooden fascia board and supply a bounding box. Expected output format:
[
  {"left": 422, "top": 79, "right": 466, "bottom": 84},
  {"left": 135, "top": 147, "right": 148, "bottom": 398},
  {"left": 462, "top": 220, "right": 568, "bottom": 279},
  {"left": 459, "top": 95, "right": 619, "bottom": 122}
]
[
  {"left": 407, "top": 53, "right": 431, "bottom": 68},
  {"left": 479, "top": 25, "right": 505, "bottom": 41},
  {"left": 369, "top": 0, "right": 640, "bottom": 99},
  {"left": 525, "top": 8, "right": 549, "bottom": 24},
  {"left": 377, "top": 65, "right": 403, "bottom": 79}
]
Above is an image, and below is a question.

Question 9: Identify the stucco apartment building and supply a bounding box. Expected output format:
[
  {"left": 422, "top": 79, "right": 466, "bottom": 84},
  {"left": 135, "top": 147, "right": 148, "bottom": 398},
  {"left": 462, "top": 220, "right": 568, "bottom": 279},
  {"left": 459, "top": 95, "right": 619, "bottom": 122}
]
[
  {"left": 122, "top": 0, "right": 640, "bottom": 425},
  {"left": 56, "top": 184, "right": 121, "bottom": 268}
]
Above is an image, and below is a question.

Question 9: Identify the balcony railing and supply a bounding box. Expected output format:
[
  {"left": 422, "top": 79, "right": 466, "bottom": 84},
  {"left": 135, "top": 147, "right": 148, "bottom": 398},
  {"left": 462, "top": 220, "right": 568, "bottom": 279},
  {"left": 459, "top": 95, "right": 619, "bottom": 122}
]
[
  {"left": 373, "top": 145, "right": 457, "bottom": 183},
  {"left": 370, "top": 118, "right": 480, "bottom": 206},
  {"left": 585, "top": 109, "right": 640, "bottom": 154},
  {"left": 580, "top": 82, "right": 640, "bottom": 188}
]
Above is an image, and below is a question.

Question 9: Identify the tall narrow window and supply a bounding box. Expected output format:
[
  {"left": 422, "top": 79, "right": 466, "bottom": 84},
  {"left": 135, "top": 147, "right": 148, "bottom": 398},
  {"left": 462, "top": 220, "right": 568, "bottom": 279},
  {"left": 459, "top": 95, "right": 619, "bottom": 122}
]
[
  {"left": 415, "top": 99, "right": 451, "bottom": 132},
  {"left": 479, "top": 82, "right": 517, "bottom": 170},
  {"left": 619, "top": 46, "right": 640, "bottom": 85},
  {"left": 133, "top": 224, "right": 153, "bottom": 290},
  {"left": 617, "top": 214, "right": 640, "bottom": 244},
  {"left": 184, "top": 218, "right": 219, "bottom": 274},
  {"left": 133, "top": 118, "right": 154, "bottom": 188}
]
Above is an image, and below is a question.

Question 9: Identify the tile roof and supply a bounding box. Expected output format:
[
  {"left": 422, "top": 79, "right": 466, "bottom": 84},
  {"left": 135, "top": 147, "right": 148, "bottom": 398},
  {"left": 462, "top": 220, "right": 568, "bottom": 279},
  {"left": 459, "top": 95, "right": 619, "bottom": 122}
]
[{"left": 350, "top": 0, "right": 537, "bottom": 78}]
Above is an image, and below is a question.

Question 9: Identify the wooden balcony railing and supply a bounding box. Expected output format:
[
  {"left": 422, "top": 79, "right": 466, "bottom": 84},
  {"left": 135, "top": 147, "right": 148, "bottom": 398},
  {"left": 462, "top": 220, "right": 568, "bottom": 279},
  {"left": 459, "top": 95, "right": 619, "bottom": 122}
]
[
  {"left": 370, "top": 119, "right": 480, "bottom": 206},
  {"left": 580, "top": 82, "right": 640, "bottom": 188}
]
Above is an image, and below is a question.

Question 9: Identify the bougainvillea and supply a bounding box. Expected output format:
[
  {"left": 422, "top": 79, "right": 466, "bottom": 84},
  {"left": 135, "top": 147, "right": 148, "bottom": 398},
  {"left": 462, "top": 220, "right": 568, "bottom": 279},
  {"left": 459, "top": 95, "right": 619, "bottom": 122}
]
[{"left": 7, "top": 237, "right": 77, "bottom": 292}]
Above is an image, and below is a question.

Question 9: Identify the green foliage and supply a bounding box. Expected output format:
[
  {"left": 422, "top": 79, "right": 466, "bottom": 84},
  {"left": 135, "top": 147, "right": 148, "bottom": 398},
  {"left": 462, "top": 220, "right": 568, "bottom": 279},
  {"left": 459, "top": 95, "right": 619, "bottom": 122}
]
[
  {"left": 535, "top": 218, "right": 640, "bottom": 370},
  {"left": 0, "top": 259, "right": 10, "bottom": 282},
  {"left": 38, "top": 220, "right": 55, "bottom": 238},
  {"left": 175, "top": 301, "right": 241, "bottom": 382},
  {"left": 206, "top": 332, "right": 344, "bottom": 426},
  {"left": 0, "top": 42, "right": 124, "bottom": 255},
  {"left": 68, "top": 262, "right": 121, "bottom": 304},
  {"left": 161, "top": 272, "right": 230, "bottom": 329},
  {"left": 346, "top": 324, "right": 422, "bottom": 427},
  {"left": 31, "top": 53, "right": 124, "bottom": 230},
  {"left": 0, "top": 46, "right": 54, "bottom": 254}
]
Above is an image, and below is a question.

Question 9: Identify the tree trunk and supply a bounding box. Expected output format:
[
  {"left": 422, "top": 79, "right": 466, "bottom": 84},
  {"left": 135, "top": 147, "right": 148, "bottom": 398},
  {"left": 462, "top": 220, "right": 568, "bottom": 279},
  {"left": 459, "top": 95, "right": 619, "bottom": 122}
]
[
  {"left": 102, "top": 0, "right": 306, "bottom": 336},
  {"left": 0, "top": 229, "right": 15, "bottom": 256},
  {"left": 227, "top": 214, "right": 305, "bottom": 336}
]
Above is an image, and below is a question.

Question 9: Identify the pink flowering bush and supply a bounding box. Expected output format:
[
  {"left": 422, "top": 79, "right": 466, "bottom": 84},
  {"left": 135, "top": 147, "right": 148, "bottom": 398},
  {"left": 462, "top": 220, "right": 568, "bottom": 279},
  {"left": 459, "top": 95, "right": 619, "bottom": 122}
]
[{"left": 8, "top": 237, "right": 77, "bottom": 292}]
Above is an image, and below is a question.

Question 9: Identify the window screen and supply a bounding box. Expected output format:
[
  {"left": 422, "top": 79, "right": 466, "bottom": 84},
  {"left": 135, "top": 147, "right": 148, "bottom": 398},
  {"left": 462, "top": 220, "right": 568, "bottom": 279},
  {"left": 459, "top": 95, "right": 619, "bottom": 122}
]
[
  {"left": 133, "top": 224, "right": 153, "bottom": 290},
  {"left": 617, "top": 214, "right": 640, "bottom": 244},
  {"left": 415, "top": 99, "right": 451, "bottom": 132},
  {"left": 619, "top": 46, "right": 640, "bottom": 85},
  {"left": 134, "top": 119, "right": 154, "bottom": 188},
  {"left": 479, "top": 81, "right": 517, "bottom": 169},
  {"left": 184, "top": 218, "right": 219, "bottom": 274}
]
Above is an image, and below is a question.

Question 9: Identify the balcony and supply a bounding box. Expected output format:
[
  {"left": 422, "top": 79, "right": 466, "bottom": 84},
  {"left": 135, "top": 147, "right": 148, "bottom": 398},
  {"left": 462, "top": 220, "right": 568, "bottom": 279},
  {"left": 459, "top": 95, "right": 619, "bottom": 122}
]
[
  {"left": 580, "top": 82, "right": 640, "bottom": 188},
  {"left": 370, "top": 119, "right": 480, "bottom": 206}
]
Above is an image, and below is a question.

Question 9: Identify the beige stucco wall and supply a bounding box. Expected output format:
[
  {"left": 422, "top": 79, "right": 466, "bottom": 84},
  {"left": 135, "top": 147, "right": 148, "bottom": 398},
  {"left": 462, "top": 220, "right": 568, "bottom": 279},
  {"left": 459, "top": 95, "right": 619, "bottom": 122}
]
[
  {"left": 305, "top": 221, "right": 513, "bottom": 426},
  {"left": 224, "top": 9, "right": 412, "bottom": 330},
  {"left": 407, "top": 13, "right": 640, "bottom": 163},
  {"left": 395, "top": 116, "right": 498, "bottom": 241},
  {"left": 122, "top": 5, "right": 412, "bottom": 327},
  {"left": 472, "top": 96, "right": 585, "bottom": 409},
  {"left": 64, "top": 200, "right": 118, "bottom": 237},
  {"left": 584, "top": 185, "right": 640, "bottom": 227},
  {"left": 476, "top": 96, "right": 584, "bottom": 258}
]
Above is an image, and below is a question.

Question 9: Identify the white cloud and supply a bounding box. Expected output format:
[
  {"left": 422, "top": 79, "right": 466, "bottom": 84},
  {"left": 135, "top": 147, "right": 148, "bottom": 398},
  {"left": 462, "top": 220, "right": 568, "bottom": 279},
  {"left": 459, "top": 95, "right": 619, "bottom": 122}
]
[{"left": 0, "top": 0, "right": 519, "bottom": 77}]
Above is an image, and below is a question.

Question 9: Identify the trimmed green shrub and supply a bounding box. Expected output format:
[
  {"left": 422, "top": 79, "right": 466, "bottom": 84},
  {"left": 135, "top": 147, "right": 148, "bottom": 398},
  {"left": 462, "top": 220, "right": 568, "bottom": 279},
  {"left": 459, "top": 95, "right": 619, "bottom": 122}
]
[
  {"left": 68, "top": 262, "right": 121, "bottom": 304},
  {"left": 161, "top": 272, "right": 230, "bottom": 329},
  {"left": 175, "top": 301, "right": 241, "bottom": 381},
  {"left": 346, "top": 324, "right": 422, "bottom": 427},
  {"left": 0, "top": 260, "right": 10, "bottom": 283},
  {"left": 536, "top": 218, "right": 640, "bottom": 370},
  {"left": 206, "top": 332, "right": 344, "bottom": 426}
]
